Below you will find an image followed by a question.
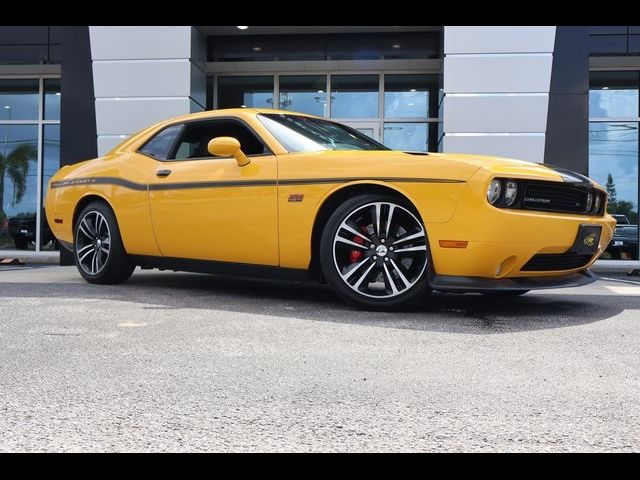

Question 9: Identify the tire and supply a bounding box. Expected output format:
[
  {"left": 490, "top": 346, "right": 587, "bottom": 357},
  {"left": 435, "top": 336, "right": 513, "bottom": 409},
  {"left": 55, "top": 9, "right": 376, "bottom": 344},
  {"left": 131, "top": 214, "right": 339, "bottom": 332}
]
[
  {"left": 74, "top": 201, "right": 134, "bottom": 284},
  {"left": 480, "top": 290, "right": 529, "bottom": 296},
  {"left": 319, "top": 194, "right": 431, "bottom": 311},
  {"left": 13, "top": 237, "right": 29, "bottom": 250}
]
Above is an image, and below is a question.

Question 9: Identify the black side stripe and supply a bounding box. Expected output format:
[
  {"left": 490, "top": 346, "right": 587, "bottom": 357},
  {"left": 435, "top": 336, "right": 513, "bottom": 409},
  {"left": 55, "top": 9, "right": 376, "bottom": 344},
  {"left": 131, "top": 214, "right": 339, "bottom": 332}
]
[
  {"left": 51, "top": 176, "right": 465, "bottom": 191},
  {"left": 149, "top": 179, "right": 276, "bottom": 190},
  {"left": 277, "top": 177, "right": 464, "bottom": 186},
  {"left": 51, "top": 177, "right": 147, "bottom": 191}
]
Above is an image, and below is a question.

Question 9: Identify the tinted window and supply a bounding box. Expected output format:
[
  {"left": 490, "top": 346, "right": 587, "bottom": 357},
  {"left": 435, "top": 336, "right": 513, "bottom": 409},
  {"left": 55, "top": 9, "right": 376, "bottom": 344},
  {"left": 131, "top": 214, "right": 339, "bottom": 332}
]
[
  {"left": 217, "top": 76, "right": 274, "bottom": 109},
  {"left": 279, "top": 75, "right": 327, "bottom": 117},
  {"left": 43, "top": 78, "right": 61, "bottom": 120},
  {"left": 207, "top": 32, "right": 440, "bottom": 62},
  {"left": 589, "top": 71, "right": 639, "bottom": 118},
  {"left": 170, "top": 120, "right": 267, "bottom": 160},
  {"left": 384, "top": 74, "right": 438, "bottom": 119},
  {"left": 0, "top": 79, "right": 39, "bottom": 120},
  {"left": 258, "top": 113, "right": 389, "bottom": 152},
  {"left": 330, "top": 75, "right": 379, "bottom": 119},
  {"left": 139, "top": 125, "right": 183, "bottom": 160}
]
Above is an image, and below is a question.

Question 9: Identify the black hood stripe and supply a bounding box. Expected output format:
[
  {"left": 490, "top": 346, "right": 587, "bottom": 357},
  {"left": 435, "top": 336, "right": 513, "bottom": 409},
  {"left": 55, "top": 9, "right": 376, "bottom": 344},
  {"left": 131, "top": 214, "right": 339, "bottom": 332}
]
[{"left": 538, "top": 163, "right": 594, "bottom": 187}]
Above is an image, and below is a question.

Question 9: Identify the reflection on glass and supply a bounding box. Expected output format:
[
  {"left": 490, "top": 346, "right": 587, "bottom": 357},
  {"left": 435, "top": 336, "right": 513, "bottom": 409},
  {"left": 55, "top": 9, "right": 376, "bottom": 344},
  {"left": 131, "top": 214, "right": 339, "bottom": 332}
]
[
  {"left": 384, "top": 74, "right": 437, "bottom": 118},
  {"left": 356, "top": 128, "right": 375, "bottom": 140},
  {"left": 258, "top": 114, "right": 388, "bottom": 153},
  {"left": 44, "top": 78, "right": 61, "bottom": 120},
  {"left": 279, "top": 75, "right": 327, "bottom": 117},
  {"left": 0, "top": 79, "right": 39, "bottom": 121},
  {"left": 330, "top": 75, "right": 378, "bottom": 118},
  {"left": 0, "top": 124, "right": 39, "bottom": 250},
  {"left": 589, "top": 71, "right": 639, "bottom": 118},
  {"left": 589, "top": 122, "right": 639, "bottom": 260},
  {"left": 40, "top": 125, "right": 60, "bottom": 250},
  {"left": 383, "top": 123, "right": 428, "bottom": 152},
  {"left": 217, "top": 76, "right": 274, "bottom": 109}
]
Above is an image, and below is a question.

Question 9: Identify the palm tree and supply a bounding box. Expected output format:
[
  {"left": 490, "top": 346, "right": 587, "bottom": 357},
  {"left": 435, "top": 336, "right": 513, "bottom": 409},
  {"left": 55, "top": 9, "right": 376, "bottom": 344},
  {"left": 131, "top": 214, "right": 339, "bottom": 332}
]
[{"left": 0, "top": 143, "right": 38, "bottom": 221}]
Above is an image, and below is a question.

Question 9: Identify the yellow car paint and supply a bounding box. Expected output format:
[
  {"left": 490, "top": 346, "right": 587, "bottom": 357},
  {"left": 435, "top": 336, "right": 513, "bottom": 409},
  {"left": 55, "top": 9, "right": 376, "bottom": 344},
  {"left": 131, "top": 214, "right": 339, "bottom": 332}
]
[{"left": 45, "top": 108, "right": 615, "bottom": 283}]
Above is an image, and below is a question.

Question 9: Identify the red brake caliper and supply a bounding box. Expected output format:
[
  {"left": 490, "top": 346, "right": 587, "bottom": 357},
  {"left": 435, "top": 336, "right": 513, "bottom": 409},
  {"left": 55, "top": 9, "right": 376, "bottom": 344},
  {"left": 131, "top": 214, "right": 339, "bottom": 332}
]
[{"left": 349, "top": 226, "right": 368, "bottom": 263}]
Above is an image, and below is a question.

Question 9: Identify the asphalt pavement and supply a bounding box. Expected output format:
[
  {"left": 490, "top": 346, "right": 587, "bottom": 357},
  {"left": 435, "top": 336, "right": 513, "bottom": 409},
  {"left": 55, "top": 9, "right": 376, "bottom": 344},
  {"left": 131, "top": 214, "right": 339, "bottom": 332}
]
[{"left": 0, "top": 264, "right": 638, "bottom": 452}]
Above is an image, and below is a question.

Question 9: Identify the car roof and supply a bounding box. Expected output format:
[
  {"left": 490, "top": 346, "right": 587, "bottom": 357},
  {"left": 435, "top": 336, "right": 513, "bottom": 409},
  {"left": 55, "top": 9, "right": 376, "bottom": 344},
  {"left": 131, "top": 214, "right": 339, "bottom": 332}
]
[
  {"left": 109, "top": 108, "right": 326, "bottom": 156},
  {"left": 161, "top": 108, "right": 321, "bottom": 124}
]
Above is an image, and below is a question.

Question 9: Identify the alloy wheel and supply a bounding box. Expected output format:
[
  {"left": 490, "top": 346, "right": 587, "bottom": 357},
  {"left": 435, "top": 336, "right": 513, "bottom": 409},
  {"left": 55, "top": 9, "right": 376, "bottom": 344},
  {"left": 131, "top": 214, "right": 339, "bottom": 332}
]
[
  {"left": 76, "top": 211, "right": 111, "bottom": 276},
  {"left": 332, "top": 202, "right": 428, "bottom": 298}
]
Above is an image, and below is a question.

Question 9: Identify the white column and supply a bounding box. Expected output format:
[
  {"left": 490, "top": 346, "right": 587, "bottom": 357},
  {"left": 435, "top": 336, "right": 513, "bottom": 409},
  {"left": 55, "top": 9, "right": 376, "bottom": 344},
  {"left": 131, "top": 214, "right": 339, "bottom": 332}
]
[
  {"left": 89, "top": 26, "right": 206, "bottom": 155},
  {"left": 441, "top": 26, "right": 556, "bottom": 162}
]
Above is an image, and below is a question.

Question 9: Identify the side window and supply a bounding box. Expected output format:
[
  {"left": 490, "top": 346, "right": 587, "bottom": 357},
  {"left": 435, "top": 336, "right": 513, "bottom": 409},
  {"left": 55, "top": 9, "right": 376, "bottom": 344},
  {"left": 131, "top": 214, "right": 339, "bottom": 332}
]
[
  {"left": 138, "top": 124, "right": 183, "bottom": 160},
  {"left": 170, "top": 119, "right": 268, "bottom": 160}
]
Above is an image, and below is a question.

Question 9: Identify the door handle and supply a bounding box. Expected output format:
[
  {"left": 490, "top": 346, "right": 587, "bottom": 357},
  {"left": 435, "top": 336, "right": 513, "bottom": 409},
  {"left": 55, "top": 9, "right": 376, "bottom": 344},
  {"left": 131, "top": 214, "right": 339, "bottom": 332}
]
[{"left": 156, "top": 169, "right": 172, "bottom": 177}]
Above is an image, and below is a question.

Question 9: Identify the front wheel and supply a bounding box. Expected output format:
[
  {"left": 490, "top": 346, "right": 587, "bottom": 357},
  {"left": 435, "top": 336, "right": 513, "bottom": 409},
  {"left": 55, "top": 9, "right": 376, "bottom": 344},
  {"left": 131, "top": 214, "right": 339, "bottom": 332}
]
[
  {"left": 74, "top": 201, "right": 134, "bottom": 284},
  {"left": 319, "top": 194, "right": 431, "bottom": 311}
]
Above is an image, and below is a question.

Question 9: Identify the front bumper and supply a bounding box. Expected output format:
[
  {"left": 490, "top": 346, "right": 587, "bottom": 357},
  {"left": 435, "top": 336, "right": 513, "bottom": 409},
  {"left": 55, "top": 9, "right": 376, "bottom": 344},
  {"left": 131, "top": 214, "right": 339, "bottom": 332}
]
[
  {"left": 429, "top": 270, "right": 598, "bottom": 293},
  {"left": 424, "top": 173, "right": 616, "bottom": 279}
]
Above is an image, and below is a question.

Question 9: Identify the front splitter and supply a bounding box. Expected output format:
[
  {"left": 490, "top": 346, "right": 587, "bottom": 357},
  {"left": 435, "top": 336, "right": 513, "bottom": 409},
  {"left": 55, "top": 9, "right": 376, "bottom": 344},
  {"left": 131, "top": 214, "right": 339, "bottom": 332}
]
[{"left": 429, "top": 270, "right": 598, "bottom": 293}]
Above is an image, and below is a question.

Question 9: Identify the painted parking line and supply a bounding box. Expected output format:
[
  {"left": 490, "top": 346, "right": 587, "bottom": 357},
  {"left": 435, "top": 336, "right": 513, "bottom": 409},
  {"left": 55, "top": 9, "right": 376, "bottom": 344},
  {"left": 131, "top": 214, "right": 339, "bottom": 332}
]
[{"left": 605, "top": 285, "right": 640, "bottom": 295}]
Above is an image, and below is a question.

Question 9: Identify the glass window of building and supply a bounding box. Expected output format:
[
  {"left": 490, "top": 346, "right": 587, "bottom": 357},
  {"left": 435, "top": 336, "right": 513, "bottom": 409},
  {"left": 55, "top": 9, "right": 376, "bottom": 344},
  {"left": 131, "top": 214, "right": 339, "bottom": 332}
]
[
  {"left": 41, "top": 124, "right": 60, "bottom": 250},
  {"left": 43, "top": 78, "right": 61, "bottom": 120},
  {"left": 589, "top": 71, "right": 639, "bottom": 118},
  {"left": 384, "top": 74, "right": 438, "bottom": 119},
  {"left": 211, "top": 72, "right": 441, "bottom": 153},
  {"left": 1, "top": 124, "right": 39, "bottom": 251},
  {"left": 279, "top": 75, "right": 327, "bottom": 117},
  {"left": 217, "top": 76, "right": 275, "bottom": 109},
  {"left": 330, "top": 75, "right": 379, "bottom": 119},
  {"left": 0, "top": 79, "right": 39, "bottom": 121},
  {"left": 383, "top": 123, "right": 429, "bottom": 152},
  {"left": 1, "top": 77, "right": 61, "bottom": 252},
  {"left": 589, "top": 71, "right": 640, "bottom": 260},
  {"left": 207, "top": 32, "right": 440, "bottom": 63}
]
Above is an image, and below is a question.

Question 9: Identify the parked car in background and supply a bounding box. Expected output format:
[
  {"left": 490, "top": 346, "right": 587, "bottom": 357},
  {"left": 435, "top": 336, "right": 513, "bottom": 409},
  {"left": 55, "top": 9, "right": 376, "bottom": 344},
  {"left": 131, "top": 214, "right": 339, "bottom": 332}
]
[
  {"left": 7, "top": 212, "right": 55, "bottom": 250},
  {"left": 611, "top": 214, "right": 630, "bottom": 225},
  {"left": 606, "top": 223, "right": 639, "bottom": 260}
]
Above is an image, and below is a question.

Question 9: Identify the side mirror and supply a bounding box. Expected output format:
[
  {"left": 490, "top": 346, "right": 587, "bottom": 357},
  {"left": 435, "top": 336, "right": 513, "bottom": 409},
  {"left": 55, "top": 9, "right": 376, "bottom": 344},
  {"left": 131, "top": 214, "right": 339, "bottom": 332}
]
[{"left": 207, "top": 137, "right": 250, "bottom": 167}]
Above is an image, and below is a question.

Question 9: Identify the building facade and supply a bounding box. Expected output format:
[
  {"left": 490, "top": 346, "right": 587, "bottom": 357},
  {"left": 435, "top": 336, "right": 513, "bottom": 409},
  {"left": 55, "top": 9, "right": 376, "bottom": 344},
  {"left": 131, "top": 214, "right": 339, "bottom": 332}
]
[{"left": 0, "top": 26, "right": 638, "bottom": 264}]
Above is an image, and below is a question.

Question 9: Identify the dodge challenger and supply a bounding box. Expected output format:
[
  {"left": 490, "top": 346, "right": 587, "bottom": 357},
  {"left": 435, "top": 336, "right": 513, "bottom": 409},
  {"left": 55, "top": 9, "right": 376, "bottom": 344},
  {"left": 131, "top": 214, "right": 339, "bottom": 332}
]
[{"left": 45, "top": 108, "right": 615, "bottom": 310}]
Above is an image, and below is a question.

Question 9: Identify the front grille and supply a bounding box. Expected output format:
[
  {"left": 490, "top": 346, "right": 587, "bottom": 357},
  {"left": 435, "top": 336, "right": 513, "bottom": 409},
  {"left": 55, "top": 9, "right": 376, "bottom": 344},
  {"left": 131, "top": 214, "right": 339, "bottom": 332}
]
[
  {"left": 521, "top": 252, "right": 594, "bottom": 271},
  {"left": 523, "top": 183, "right": 588, "bottom": 214},
  {"left": 491, "top": 178, "right": 606, "bottom": 216}
]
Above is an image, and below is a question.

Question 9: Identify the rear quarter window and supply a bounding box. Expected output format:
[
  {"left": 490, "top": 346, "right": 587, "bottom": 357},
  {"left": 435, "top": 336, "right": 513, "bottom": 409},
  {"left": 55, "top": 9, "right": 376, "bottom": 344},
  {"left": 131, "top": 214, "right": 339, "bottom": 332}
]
[{"left": 138, "top": 124, "right": 183, "bottom": 160}]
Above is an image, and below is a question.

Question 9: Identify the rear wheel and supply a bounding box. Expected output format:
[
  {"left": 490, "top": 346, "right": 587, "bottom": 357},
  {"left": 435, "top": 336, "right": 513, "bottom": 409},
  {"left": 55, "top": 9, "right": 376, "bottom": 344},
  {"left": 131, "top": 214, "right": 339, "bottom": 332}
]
[
  {"left": 319, "top": 194, "right": 431, "bottom": 311},
  {"left": 74, "top": 201, "right": 134, "bottom": 284}
]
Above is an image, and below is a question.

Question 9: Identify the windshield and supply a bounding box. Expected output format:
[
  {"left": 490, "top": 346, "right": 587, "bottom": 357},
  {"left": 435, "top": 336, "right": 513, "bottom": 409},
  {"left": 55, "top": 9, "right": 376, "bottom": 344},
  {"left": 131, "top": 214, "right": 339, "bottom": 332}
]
[{"left": 257, "top": 113, "right": 390, "bottom": 153}]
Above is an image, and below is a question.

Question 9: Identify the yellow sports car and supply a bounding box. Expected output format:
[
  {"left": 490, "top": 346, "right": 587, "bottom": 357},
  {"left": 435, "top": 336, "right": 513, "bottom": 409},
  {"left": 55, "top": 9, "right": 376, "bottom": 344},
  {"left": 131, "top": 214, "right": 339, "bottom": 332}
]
[{"left": 45, "top": 108, "right": 615, "bottom": 310}]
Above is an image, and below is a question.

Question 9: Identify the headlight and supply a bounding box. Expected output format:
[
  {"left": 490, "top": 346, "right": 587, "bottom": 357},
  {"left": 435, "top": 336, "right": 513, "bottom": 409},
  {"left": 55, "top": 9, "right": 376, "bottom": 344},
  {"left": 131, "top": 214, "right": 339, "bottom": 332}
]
[
  {"left": 585, "top": 191, "right": 593, "bottom": 212},
  {"left": 504, "top": 180, "right": 518, "bottom": 206},
  {"left": 487, "top": 179, "right": 502, "bottom": 205},
  {"left": 593, "top": 193, "right": 601, "bottom": 214}
]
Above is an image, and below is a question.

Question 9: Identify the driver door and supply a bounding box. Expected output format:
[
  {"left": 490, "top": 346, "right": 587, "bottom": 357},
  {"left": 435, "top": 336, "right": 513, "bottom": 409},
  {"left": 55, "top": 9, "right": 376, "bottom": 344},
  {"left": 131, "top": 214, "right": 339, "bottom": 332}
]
[{"left": 147, "top": 118, "right": 278, "bottom": 265}]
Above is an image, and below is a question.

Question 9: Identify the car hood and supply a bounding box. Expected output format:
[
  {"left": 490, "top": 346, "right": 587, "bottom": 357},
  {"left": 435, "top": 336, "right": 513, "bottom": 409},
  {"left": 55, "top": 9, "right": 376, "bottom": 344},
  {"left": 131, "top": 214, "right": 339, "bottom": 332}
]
[
  {"left": 295, "top": 150, "right": 600, "bottom": 186},
  {"left": 427, "top": 152, "right": 603, "bottom": 189}
]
